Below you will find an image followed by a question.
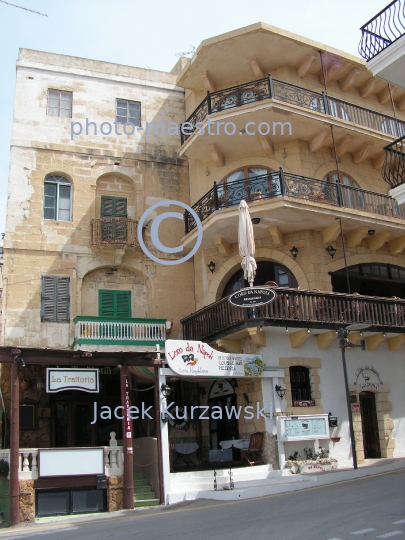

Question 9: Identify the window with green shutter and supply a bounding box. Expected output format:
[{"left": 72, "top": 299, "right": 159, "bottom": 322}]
[
  {"left": 99, "top": 290, "right": 131, "bottom": 318},
  {"left": 41, "top": 276, "right": 70, "bottom": 322},
  {"left": 100, "top": 197, "right": 127, "bottom": 217}
]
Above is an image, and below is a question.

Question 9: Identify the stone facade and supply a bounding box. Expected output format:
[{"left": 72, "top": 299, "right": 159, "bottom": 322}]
[
  {"left": 107, "top": 476, "right": 124, "bottom": 512},
  {"left": 18, "top": 480, "right": 34, "bottom": 523}
]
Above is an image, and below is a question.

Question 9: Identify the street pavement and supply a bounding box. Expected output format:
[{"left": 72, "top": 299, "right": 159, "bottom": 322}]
[{"left": 1, "top": 467, "right": 404, "bottom": 540}]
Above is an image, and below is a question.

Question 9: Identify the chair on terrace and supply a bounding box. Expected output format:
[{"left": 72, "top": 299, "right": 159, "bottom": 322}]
[{"left": 240, "top": 431, "right": 264, "bottom": 466}]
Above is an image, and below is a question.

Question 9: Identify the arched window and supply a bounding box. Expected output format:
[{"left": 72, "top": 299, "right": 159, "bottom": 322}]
[
  {"left": 217, "top": 166, "right": 279, "bottom": 208},
  {"left": 322, "top": 171, "right": 365, "bottom": 210},
  {"left": 289, "top": 366, "right": 312, "bottom": 402},
  {"left": 222, "top": 261, "right": 298, "bottom": 297},
  {"left": 44, "top": 175, "right": 72, "bottom": 221},
  {"left": 331, "top": 263, "right": 405, "bottom": 297}
]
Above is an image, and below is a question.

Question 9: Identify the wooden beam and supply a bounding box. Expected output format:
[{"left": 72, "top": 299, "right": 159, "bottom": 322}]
[
  {"left": 268, "top": 226, "right": 284, "bottom": 247},
  {"left": 316, "top": 330, "right": 336, "bottom": 350},
  {"left": 387, "top": 334, "right": 405, "bottom": 351},
  {"left": 373, "top": 152, "right": 385, "bottom": 170},
  {"left": 340, "top": 69, "right": 360, "bottom": 92},
  {"left": 336, "top": 135, "right": 353, "bottom": 157},
  {"left": 368, "top": 230, "right": 391, "bottom": 251},
  {"left": 215, "top": 338, "right": 241, "bottom": 353},
  {"left": 353, "top": 142, "right": 373, "bottom": 164},
  {"left": 248, "top": 56, "right": 265, "bottom": 79},
  {"left": 365, "top": 333, "right": 385, "bottom": 351},
  {"left": 258, "top": 134, "right": 274, "bottom": 155},
  {"left": 246, "top": 327, "right": 266, "bottom": 348},
  {"left": 379, "top": 85, "right": 395, "bottom": 104},
  {"left": 397, "top": 94, "right": 405, "bottom": 112},
  {"left": 208, "top": 144, "right": 225, "bottom": 166},
  {"left": 298, "top": 52, "right": 318, "bottom": 78},
  {"left": 389, "top": 235, "right": 405, "bottom": 255},
  {"left": 346, "top": 226, "right": 369, "bottom": 248},
  {"left": 309, "top": 129, "right": 329, "bottom": 153},
  {"left": 322, "top": 221, "right": 341, "bottom": 244},
  {"left": 360, "top": 78, "right": 378, "bottom": 98},
  {"left": 290, "top": 329, "right": 311, "bottom": 348},
  {"left": 200, "top": 71, "right": 215, "bottom": 92},
  {"left": 213, "top": 237, "right": 231, "bottom": 257}
]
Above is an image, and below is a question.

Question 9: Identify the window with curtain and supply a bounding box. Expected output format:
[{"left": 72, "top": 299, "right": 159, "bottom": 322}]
[
  {"left": 43, "top": 176, "right": 72, "bottom": 221},
  {"left": 322, "top": 171, "right": 365, "bottom": 210}
]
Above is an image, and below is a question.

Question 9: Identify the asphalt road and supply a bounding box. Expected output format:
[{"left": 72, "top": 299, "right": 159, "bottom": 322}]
[{"left": 1, "top": 468, "right": 405, "bottom": 540}]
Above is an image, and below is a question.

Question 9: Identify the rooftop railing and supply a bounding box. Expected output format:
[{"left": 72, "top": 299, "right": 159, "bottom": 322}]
[
  {"left": 181, "top": 288, "right": 405, "bottom": 342},
  {"left": 359, "top": 0, "right": 405, "bottom": 61},
  {"left": 184, "top": 169, "right": 405, "bottom": 233},
  {"left": 180, "top": 76, "right": 405, "bottom": 144}
]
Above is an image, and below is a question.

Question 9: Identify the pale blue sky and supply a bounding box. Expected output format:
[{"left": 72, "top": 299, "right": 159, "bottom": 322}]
[{"left": 0, "top": 0, "right": 385, "bottom": 234}]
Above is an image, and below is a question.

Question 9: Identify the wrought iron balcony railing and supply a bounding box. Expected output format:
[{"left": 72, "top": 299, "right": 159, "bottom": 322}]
[
  {"left": 359, "top": 0, "right": 405, "bottom": 61},
  {"left": 180, "top": 76, "right": 405, "bottom": 144},
  {"left": 91, "top": 218, "right": 139, "bottom": 247},
  {"left": 181, "top": 288, "right": 405, "bottom": 342},
  {"left": 383, "top": 135, "right": 405, "bottom": 188},
  {"left": 184, "top": 170, "right": 405, "bottom": 233}
]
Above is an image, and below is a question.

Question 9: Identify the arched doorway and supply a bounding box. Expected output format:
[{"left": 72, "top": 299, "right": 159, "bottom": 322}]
[
  {"left": 222, "top": 261, "right": 298, "bottom": 297},
  {"left": 359, "top": 391, "right": 381, "bottom": 459},
  {"left": 208, "top": 380, "right": 239, "bottom": 450},
  {"left": 330, "top": 263, "right": 405, "bottom": 297}
]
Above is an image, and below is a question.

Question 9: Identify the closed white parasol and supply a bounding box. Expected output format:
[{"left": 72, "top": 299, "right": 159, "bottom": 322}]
[{"left": 238, "top": 200, "right": 257, "bottom": 287}]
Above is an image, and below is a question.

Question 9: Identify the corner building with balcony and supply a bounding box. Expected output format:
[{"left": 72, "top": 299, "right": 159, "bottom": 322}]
[{"left": 178, "top": 22, "right": 405, "bottom": 480}]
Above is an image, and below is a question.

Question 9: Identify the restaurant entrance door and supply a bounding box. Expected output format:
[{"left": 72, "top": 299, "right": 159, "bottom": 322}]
[
  {"left": 359, "top": 391, "right": 381, "bottom": 458},
  {"left": 208, "top": 383, "right": 239, "bottom": 450}
]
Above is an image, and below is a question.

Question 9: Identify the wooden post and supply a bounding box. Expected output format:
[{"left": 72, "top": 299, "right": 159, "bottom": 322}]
[
  {"left": 120, "top": 365, "right": 134, "bottom": 509},
  {"left": 154, "top": 366, "right": 164, "bottom": 504},
  {"left": 10, "top": 357, "right": 20, "bottom": 526}
]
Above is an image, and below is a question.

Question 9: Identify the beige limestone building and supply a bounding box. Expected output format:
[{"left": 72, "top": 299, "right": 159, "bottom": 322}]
[{"left": 2, "top": 20, "right": 405, "bottom": 520}]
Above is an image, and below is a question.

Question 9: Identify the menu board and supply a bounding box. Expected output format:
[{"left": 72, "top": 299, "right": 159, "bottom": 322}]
[{"left": 278, "top": 415, "right": 329, "bottom": 442}]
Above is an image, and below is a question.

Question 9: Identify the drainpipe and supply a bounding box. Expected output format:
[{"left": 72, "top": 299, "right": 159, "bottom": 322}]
[
  {"left": 120, "top": 365, "right": 134, "bottom": 509},
  {"left": 10, "top": 351, "right": 20, "bottom": 526},
  {"left": 154, "top": 364, "right": 164, "bottom": 504}
]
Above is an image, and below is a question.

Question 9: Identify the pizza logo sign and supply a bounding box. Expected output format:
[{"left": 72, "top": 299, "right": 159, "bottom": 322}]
[{"left": 182, "top": 354, "right": 198, "bottom": 366}]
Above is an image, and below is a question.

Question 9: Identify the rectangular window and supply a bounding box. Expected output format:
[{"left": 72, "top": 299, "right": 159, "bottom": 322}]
[
  {"left": 44, "top": 180, "right": 72, "bottom": 221},
  {"left": 41, "top": 276, "right": 70, "bottom": 322},
  {"left": 116, "top": 99, "right": 141, "bottom": 125},
  {"left": 100, "top": 196, "right": 127, "bottom": 217},
  {"left": 47, "top": 89, "right": 73, "bottom": 118},
  {"left": 20, "top": 404, "right": 38, "bottom": 429},
  {"left": 99, "top": 290, "right": 131, "bottom": 318}
]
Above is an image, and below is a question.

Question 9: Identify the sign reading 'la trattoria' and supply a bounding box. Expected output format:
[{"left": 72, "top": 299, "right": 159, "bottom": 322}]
[{"left": 165, "top": 339, "right": 263, "bottom": 378}]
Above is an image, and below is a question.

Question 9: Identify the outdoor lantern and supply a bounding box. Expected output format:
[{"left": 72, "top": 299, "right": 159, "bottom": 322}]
[
  {"left": 290, "top": 246, "right": 298, "bottom": 259},
  {"left": 275, "top": 384, "right": 286, "bottom": 400},
  {"left": 207, "top": 261, "right": 216, "bottom": 274},
  {"left": 160, "top": 383, "right": 172, "bottom": 398},
  {"left": 326, "top": 245, "right": 337, "bottom": 258}
]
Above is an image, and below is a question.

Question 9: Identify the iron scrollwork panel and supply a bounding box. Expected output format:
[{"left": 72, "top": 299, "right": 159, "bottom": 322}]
[{"left": 272, "top": 80, "right": 325, "bottom": 113}]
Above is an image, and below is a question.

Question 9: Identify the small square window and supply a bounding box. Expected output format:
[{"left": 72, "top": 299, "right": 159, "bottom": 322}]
[
  {"left": 116, "top": 99, "right": 141, "bottom": 126},
  {"left": 47, "top": 90, "right": 72, "bottom": 118}
]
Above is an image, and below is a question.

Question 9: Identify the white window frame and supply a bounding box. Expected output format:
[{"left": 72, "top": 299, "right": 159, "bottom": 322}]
[
  {"left": 47, "top": 89, "right": 73, "bottom": 118},
  {"left": 44, "top": 176, "right": 72, "bottom": 222},
  {"left": 115, "top": 99, "right": 141, "bottom": 125}
]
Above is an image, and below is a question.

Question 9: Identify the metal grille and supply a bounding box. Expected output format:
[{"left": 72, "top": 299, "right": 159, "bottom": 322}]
[
  {"left": 91, "top": 218, "right": 139, "bottom": 247},
  {"left": 383, "top": 135, "right": 405, "bottom": 188}
]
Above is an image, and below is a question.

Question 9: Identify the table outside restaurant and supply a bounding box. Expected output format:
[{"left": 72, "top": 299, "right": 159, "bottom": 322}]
[
  {"left": 172, "top": 442, "right": 199, "bottom": 467},
  {"left": 219, "top": 439, "right": 250, "bottom": 450}
]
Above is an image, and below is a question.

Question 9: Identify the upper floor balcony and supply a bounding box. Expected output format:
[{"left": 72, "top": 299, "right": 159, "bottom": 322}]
[
  {"left": 384, "top": 135, "right": 405, "bottom": 203},
  {"left": 179, "top": 76, "right": 405, "bottom": 161},
  {"left": 90, "top": 217, "right": 139, "bottom": 248},
  {"left": 359, "top": 0, "right": 405, "bottom": 89},
  {"left": 181, "top": 288, "right": 405, "bottom": 344}
]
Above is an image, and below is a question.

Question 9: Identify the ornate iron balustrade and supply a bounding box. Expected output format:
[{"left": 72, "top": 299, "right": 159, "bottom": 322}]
[
  {"left": 383, "top": 135, "right": 405, "bottom": 188},
  {"left": 184, "top": 169, "right": 404, "bottom": 233},
  {"left": 91, "top": 218, "right": 139, "bottom": 247},
  {"left": 359, "top": 0, "right": 405, "bottom": 61},
  {"left": 181, "top": 288, "right": 405, "bottom": 342},
  {"left": 180, "top": 76, "right": 405, "bottom": 144}
]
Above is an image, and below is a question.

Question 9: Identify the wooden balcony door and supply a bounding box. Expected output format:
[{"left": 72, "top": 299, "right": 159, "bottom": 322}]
[
  {"left": 100, "top": 196, "right": 127, "bottom": 242},
  {"left": 359, "top": 391, "right": 381, "bottom": 459}
]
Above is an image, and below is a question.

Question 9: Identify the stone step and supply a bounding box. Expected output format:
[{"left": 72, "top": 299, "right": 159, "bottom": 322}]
[
  {"left": 133, "top": 473, "right": 144, "bottom": 480},
  {"left": 134, "top": 492, "right": 156, "bottom": 500},
  {"left": 134, "top": 485, "right": 152, "bottom": 493},
  {"left": 134, "top": 499, "right": 160, "bottom": 508}
]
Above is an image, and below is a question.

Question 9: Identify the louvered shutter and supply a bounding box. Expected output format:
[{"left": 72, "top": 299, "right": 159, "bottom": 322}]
[
  {"left": 99, "top": 290, "right": 116, "bottom": 318},
  {"left": 41, "top": 276, "right": 56, "bottom": 321},
  {"left": 56, "top": 277, "right": 70, "bottom": 321},
  {"left": 101, "top": 197, "right": 114, "bottom": 217},
  {"left": 115, "top": 198, "right": 127, "bottom": 217},
  {"left": 116, "top": 291, "right": 131, "bottom": 318}
]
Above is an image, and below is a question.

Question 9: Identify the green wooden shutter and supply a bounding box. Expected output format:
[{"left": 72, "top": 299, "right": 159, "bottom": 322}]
[
  {"left": 101, "top": 196, "right": 127, "bottom": 217},
  {"left": 41, "top": 276, "right": 56, "bottom": 321},
  {"left": 115, "top": 198, "right": 127, "bottom": 217},
  {"left": 99, "top": 290, "right": 115, "bottom": 317},
  {"left": 56, "top": 277, "right": 70, "bottom": 321},
  {"left": 116, "top": 291, "right": 131, "bottom": 318}
]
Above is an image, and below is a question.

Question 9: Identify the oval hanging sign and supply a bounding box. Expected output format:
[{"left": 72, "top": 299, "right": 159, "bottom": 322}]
[{"left": 228, "top": 287, "right": 276, "bottom": 308}]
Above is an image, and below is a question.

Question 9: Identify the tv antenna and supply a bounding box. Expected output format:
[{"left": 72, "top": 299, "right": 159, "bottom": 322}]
[{"left": 175, "top": 46, "right": 196, "bottom": 58}]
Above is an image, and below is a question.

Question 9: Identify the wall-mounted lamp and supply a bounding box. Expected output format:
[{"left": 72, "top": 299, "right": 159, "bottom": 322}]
[
  {"left": 326, "top": 245, "right": 337, "bottom": 258},
  {"left": 207, "top": 261, "right": 216, "bottom": 274},
  {"left": 251, "top": 218, "right": 261, "bottom": 224},
  {"left": 160, "top": 383, "right": 172, "bottom": 398},
  {"left": 285, "top": 327, "right": 289, "bottom": 332},
  {"left": 275, "top": 384, "right": 286, "bottom": 400},
  {"left": 205, "top": 167, "right": 210, "bottom": 176},
  {"left": 290, "top": 246, "right": 298, "bottom": 259},
  {"left": 282, "top": 148, "right": 287, "bottom": 158},
  {"left": 368, "top": 229, "right": 375, "bottom": 236}
]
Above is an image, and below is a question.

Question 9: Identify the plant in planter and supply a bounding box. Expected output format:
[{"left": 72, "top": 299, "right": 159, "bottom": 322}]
[
  {"left": 0, "top": 459, "right": 10, "bottom": 479},
  {"left": 285, "top": 447, "right": 338, "bottom": 474}
]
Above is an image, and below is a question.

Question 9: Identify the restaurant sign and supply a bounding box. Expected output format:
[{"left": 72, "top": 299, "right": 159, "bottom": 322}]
[
  {"left": 228, "top": 287, "right": 276, "bottom": 308},
  {"left": 46, "top": 368, "right": 99, "bottom": 393},
  {"left": 165, "top": 339, "right": 264, "bottom": 378}
]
